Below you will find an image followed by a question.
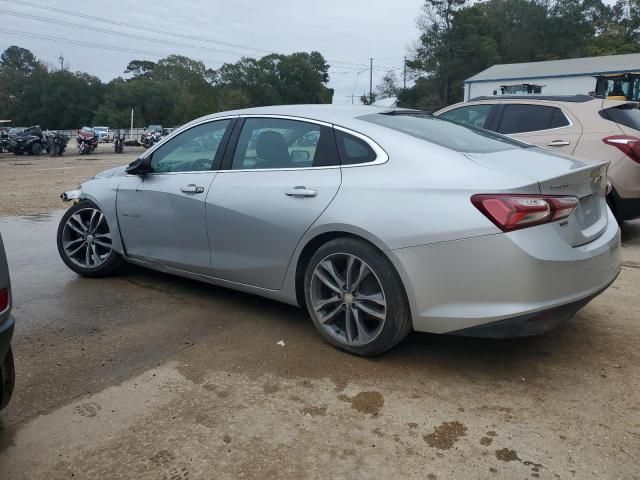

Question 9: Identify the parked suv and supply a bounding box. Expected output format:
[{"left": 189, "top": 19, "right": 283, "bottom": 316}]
[
  {"left": 435, "top": 95, "right": 640, "bottom": 222},
  {"left": 0, "top": 233, "right": 15, "bottom": 410}
]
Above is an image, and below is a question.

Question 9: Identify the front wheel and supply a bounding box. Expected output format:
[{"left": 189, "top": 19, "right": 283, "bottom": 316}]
[
  {"left": 57, "top": 201, "right": 124, "bottom": 277},
  {"left": 304, "top": 237, "right": 412, "bottom": 356}
]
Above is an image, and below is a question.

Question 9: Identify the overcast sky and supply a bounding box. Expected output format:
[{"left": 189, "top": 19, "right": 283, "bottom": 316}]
[{"left": 0, "top": 0, "right": 424, "bottom": 105}]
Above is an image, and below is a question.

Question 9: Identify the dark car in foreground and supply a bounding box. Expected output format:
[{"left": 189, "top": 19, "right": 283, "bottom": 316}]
[{"left": 0, "top": 233, "right": 15, "bottom": 410}]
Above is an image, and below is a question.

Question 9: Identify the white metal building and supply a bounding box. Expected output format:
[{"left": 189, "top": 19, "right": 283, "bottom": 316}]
[{"left": 464, "top": 53, "right": 640, "bottom": 101}]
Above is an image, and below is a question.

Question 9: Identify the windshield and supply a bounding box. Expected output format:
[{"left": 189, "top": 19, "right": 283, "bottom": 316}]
[
  {"left": 93, "top": 127, "right": 108, "bottom": 132},
  {"left": 359, "top": 112, "right": 528, "bottom": 153}
]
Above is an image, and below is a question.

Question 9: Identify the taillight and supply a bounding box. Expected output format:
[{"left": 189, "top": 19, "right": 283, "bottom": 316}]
[
  {"left": 471, "top": 194, "right": 579, "bottom": 231},
  {"left": 0, "top": 288, "right": 8, "bottom": 312},
  {"left": 603, "top": 135, "right": 640, "bottom": 164}
]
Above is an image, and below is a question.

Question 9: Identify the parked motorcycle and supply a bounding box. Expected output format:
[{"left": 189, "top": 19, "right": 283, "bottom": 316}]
[
  {"left": 76, "top": 127, "right": 98, "bottom": 155},
  {"left": 114, "top": 130, "right": 125, "bottom": 154},
  {"left": 7, "top": 126, "right": 45, "bottom": 156},
  {"left": 141, "top": 125, "right": 164, "bottom": 149},
  {"left": 43, "top": 131, "right": 69, "bottom": 157}
]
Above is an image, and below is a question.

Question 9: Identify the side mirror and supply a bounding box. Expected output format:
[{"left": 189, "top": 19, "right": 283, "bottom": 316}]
[{"left": 126, "top": 156, "right": 152, "bottom": 175}]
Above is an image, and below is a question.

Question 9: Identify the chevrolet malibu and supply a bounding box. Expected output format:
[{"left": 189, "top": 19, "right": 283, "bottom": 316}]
[{"left": 57, "top": 105, "right": 621, "bottom": 356}]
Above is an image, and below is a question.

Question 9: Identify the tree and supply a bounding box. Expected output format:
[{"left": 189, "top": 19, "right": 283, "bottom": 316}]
[
  {"left": 401, "top": 0, "right": 634, "bottom": 111},
  {"left": 124, "top": 60, "right": 156, "bottom": 79},
  {"left": 376, "top": 70, "right": 400, "bottom": 99}
]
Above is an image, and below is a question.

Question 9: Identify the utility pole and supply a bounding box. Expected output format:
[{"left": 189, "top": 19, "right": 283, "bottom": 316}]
[
  {"left": 369, "top": 58, "right": 373, "bottom": 102},
  {"left": 130, "top": 108, "right": 134, "bottom": 140},
  {"left": 403, "top": 56, "right": 407, "bottom": 90}
]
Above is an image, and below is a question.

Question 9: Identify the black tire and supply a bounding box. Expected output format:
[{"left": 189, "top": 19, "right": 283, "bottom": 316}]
[
  {"left": 57, "top": 200, "right": 124, "bottom": 277},
  {"left": 304, "top": 237, "right": 412, "bottom": 356},
  {"left": 31, "top": 142, "right": 43, "bottom": 156},
  {"left": 0, "top": 347, "right": 15, "bottom": 411}
]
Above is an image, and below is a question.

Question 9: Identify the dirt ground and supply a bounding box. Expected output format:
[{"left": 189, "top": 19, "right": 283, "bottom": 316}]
[
  {"left": 0, "top": 146, "right": 638, "bottom": 479},
  {"left": 0, "top": 144, "right": 143, "bottom": 216}
]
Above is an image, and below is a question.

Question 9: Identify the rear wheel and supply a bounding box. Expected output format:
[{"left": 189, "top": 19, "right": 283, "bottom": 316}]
[
  {"left": 0, "top": 347, "right": 15, "bottom": 411},
  {"left": 57, "top": 201, "right": 124, "bottom": 277},
  {"left": 304, "top": 237, "right": 412, "bottom": 356}
]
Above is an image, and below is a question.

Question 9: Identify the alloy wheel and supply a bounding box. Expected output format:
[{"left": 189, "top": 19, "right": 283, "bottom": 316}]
[
  {"left": 61, "top": 207, "right": 113, "bottom": 269},
  {"left": 310, "top": 253, "right": 387, "bottom": 347}
]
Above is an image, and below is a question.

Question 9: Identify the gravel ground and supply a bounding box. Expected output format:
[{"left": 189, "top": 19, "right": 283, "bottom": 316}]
[{"left": 0, "top": 146, "right": 638, "bottom": 479}]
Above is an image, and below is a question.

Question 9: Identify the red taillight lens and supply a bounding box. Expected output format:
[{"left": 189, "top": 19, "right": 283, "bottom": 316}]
[
  {"left": 603, "top": 135, "right": 640, "bottom": 164},
  {"left": 0, "top": 288, "right": 8, "bottom": 312},
  {"left": 471, "top": 194, "right": 578, "bottom": 231}
]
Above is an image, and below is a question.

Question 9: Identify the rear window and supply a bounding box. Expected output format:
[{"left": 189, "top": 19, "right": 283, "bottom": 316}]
[
  {"left": 359, "top": 112, "right": 528, "bottom": 153},
  {"left": 601, "top": 104, "right": 640, "bottom": 131}
]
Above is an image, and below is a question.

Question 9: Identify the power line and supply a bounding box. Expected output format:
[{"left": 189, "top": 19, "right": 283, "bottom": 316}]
[
  {"left": 0, "top": 0, "right": 399, "bottom": 72},
  {"left": 2, "top": 10, "right": 253, "bottom": 59},
  {"left": 0, "top": 28, "right": 229, "bottom": 66}
]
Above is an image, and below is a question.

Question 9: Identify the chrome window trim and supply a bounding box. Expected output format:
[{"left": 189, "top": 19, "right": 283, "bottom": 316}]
[
  {"left": 333, "top": 125, "right": 389, "bottom": 168},
  {"left": 218, "top": 115, "right": 388, "bottom": 173},
  {"left": 136, "top": 113, "right": 389, "bottom": 175},
  {"left": 135, "top": 116, "right": 238, "bottom": 176}
]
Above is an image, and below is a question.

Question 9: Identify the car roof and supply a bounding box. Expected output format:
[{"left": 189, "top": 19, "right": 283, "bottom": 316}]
[{"left": 202, "top": 104, "right": 418, "bottom": 130}]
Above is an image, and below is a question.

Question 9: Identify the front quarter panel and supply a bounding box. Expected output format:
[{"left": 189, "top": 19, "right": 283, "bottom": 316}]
[{"left": 74, "top": 175, "right": 128, "bottom": 255}]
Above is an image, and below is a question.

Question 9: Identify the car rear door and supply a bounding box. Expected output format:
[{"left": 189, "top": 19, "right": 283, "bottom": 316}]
[
  {"left": 493, "top": 103, "right": 582, "bottom": 155},
  {"left": 117, "top": 118, "right": 234, "bottom": 274},
  {"left": 206, "top": 116, "right": 341, "bottom": 290}
]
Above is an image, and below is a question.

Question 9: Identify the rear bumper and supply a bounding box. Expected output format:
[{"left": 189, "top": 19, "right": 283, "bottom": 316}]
[
  {"left": 449, "top": 278, "right": 615, "bottom": 338},
  {"left": 390, "top": 209, "right": 621, "bottom": 335},
  {"left": 0, "top": 315, "right": 14, "bottom": 360}
]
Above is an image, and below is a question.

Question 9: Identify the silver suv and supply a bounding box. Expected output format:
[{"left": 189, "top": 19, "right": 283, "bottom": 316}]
[
  {"left": 435, "top": 96, "right": 640, "bottom": 222},
  {"left": 0, "top": 233, "right": 15, "bottom": 410}
]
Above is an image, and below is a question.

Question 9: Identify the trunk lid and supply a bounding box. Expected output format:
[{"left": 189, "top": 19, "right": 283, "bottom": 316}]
[{"left": 465, "top": 147, "right": 610, "bottom": 246}]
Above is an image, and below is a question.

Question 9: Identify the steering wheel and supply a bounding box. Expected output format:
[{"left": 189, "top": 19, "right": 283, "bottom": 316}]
[
  {"left": 174, "top": 158, "right": 211, "bottom": 171},
  {"left": 190, "top": 158, "right": 212, "bottom": 171}
]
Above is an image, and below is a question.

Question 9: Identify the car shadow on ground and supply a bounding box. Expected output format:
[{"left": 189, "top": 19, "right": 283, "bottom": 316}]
[{"left": 114, "top": 261, "right": 614, "bottom": 388}]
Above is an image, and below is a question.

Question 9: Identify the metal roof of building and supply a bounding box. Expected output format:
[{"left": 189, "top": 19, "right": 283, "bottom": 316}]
[{"left": 466, "top": 53, "right": 640, "bottom": 83}]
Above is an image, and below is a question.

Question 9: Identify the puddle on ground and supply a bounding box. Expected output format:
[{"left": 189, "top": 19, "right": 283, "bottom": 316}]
[
  {"left": 338, "top": 391, "right": 384, "bottom": 416},
  {"left": 423, "top": 421, "right": 467, "bottom": 450}
]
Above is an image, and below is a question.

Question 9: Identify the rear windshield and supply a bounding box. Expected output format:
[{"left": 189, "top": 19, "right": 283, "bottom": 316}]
[
  {"left": 601, "top": 104, "right": 640, "bottom": 131},
  {"left": 359, "top": 112, "right": 528, "bottom": 153}
]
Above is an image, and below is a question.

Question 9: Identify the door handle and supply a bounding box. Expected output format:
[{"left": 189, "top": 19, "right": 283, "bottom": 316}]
[
  {"left": 181, "top": 184, "right": 205, "bottom": 194},
  {"left": 285, "top": 186, "right": 318, "bottom": 198},
  {"left": 547, "top": 140, "right": 570, "bottom": 147}
]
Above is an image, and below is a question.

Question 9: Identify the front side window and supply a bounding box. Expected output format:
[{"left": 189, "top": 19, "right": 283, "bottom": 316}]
[
  {"left": 497, "top": 105, "right": 570, "bottom": 134},
  {"left": 438, "top": 105, "right": 492, "bottom": 129},
  {"left": 151, "top": 120, "right": 230, "bottom": 173},
  {"left": 231, "top": 118, "right": 339, "bottom": 170}
]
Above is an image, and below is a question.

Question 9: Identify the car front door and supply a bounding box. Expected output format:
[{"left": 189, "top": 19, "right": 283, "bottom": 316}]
[
  {"left": 493, "top": 103, "right": 582, "bottom": 155},
  {"left": 206, "top": 117, "right": 341, "bottom": 290},
  {"left": 117, "top": 118, "right": 234, "bottom": 274}
]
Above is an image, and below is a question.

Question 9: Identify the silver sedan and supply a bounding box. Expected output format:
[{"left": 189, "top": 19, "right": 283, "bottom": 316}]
[{"left": 58, "top": 105, "right": 621, "bottom": 356}]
